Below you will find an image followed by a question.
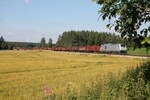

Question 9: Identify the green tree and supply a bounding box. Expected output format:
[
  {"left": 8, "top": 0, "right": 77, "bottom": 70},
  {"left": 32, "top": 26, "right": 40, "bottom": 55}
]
[
  {"left": 48, "top": 38, "right": 53, "bottom": 47},
  {"left": 93, "top": 0, "right": 150, "bottom": 48},
  {"left": 56, "top": 35, "right": 63, "bottom": 46},
  {"left": 56, "top": 31, "right": 123, "bottom": 47},
  {"left": 1, "top": 42, "right": 8, "bottom": 50},
  {"left": 0, "top": 36, "right": 4, "bottom": 49},
  {"left": 40, "top": 37, "right": 46, "bottom": 48},
  {"left": 0, "top": 36, "right": 8, "bottom": 50},
  {"left": 7, "top": 44, "right": 14, "bottom": 50}
]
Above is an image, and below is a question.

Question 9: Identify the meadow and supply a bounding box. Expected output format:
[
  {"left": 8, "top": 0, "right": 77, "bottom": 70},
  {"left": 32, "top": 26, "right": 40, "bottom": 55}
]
[{"left": 0, "top": 50, "right": 145, "bottom": 100}]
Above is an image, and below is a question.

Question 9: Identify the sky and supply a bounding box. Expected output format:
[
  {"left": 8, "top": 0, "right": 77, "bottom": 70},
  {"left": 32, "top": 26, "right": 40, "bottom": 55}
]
[{"left": 0, "top": 0, "right": 112, "bottom": 43}]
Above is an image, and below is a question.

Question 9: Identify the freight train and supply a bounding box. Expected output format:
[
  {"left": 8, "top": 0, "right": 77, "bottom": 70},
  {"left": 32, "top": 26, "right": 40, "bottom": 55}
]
[
  {"left": 49, "top": 43, "right": 127, "bottom": 54},
  {"left": 20, "top": 43, "right": 127, "bottom": 54}
]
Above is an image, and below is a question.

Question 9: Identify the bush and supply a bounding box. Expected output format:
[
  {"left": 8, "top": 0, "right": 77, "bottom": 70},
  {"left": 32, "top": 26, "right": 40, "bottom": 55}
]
[{"left": 45, "top": 61, "right": 150, "bottom": 100}]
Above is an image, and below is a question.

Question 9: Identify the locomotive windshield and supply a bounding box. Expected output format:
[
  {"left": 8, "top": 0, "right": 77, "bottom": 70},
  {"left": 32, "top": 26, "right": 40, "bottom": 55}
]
[{"left": 121, "top": 44, "right": 126, "bottom": 47}]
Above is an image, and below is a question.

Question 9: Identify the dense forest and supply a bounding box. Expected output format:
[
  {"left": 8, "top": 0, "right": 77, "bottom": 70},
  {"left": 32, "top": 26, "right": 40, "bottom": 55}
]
[
  {"left": 0, "top": 36, "right": 53, "bottom": 50},
  {"left": 56, "top": 31, "right": 124, "bottom": 47},
  {"left": 0, "top": 36, "right": 39, "bottom": 50}
]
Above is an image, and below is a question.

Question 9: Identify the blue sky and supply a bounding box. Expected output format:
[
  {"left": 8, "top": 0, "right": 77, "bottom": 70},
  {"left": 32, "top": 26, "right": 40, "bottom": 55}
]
[{"left": 0, "top": 0, "right": 112, "bottom": 43}]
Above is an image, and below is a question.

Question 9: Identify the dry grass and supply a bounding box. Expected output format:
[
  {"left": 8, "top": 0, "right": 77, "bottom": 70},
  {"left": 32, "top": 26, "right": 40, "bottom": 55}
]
[{"left": 0, "top": 50, "right": 144, "bottom": 100}]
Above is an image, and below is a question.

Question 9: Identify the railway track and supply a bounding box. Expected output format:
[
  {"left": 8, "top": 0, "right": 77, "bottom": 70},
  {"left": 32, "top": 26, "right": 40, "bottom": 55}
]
[
  {"left": 55, "top": 51, "right": 150, "bottom": 59},
  {"left": 101, "top": 54, "right": 150, "bottom": 59}
]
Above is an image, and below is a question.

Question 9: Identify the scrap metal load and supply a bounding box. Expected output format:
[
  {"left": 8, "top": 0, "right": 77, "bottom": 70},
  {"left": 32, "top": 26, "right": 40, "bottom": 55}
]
[{"left": 51, "top": 46, "right": 101, "bottom": 52}]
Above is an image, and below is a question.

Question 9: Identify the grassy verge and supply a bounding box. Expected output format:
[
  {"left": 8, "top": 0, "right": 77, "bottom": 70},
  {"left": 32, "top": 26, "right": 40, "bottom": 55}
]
[
  {"left": 128, "top": 48, "right": 150, "bottom": 56},
  {"left": 47, "top": 61, "right": 150, "bottom": 100}
]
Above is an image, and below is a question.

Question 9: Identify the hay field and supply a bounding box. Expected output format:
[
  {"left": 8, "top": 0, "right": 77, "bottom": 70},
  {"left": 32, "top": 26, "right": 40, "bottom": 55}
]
[{"left": 0, "top": 50, "right": 144, "bottom": 100}]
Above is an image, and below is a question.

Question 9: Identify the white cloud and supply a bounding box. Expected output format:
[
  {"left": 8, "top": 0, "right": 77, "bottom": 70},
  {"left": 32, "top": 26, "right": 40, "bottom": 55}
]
[{"left": 24, "top": 0, "right": 32, "bottom": 4}]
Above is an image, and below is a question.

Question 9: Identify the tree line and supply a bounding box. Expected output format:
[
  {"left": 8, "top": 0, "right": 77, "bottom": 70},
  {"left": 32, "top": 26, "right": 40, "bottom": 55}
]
[
  {"left": 0, "top": 36, "right": 40, "bottom": 50},
  {"left": 56, "top": 31, "right": 124, "bottom": 47},
  {"left": 0, "top": 30, "right": 128, "bottom": 50},
  {"left": 0, "top": 36, "right": 53, "bottom": 50}
]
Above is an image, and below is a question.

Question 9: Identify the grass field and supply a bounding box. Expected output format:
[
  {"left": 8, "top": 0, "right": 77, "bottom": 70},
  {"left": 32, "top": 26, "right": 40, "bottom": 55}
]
[
  {"left": 128, "top": 48, "right": 150, "bottom": 56},
  {"left": 0, "top": 50, "right": 145, "bottom": 100}
]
